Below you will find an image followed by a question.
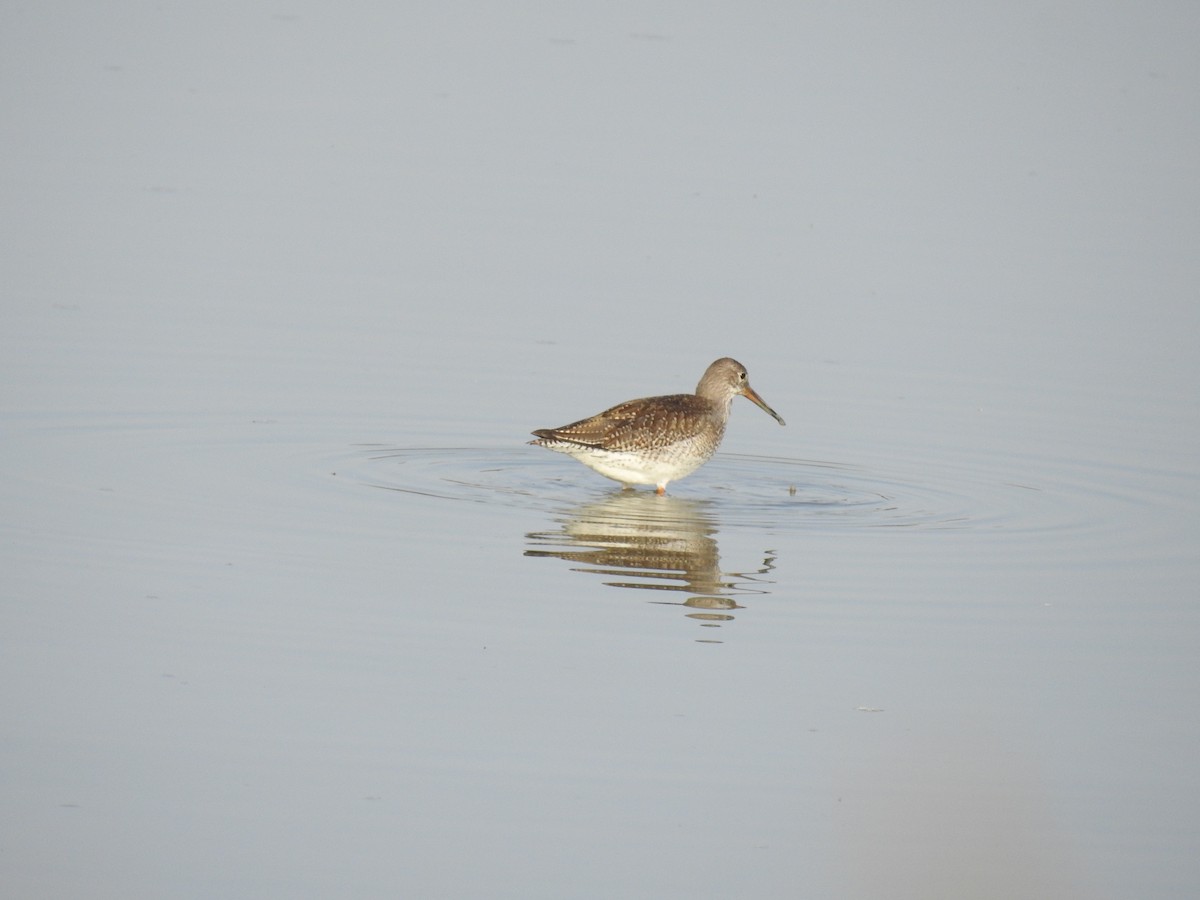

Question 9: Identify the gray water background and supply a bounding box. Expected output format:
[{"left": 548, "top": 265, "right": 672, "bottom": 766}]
[{"left": 4, "top": 4, "right": 1199, "bottom": 898}]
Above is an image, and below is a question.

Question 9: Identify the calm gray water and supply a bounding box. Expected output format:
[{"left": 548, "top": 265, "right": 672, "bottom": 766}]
[{"left": 4, "top": 4, "right": 1199, "bottom": 899}]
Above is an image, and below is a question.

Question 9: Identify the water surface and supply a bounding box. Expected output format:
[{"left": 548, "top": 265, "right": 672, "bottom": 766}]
[{"left": 4, "top": 4, "right": 1199, "bottom": 899}]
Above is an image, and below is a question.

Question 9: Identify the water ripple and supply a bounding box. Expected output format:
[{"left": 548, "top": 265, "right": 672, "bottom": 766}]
[{"left": 347, "top": 444, "right": 1186, "bottom": 543}]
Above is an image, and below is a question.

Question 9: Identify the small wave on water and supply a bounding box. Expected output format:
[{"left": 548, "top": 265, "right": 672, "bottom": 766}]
[
  {"left": 349, "top": 444, "right": 1075, "bottom": 534},
  {"left": 346, "top": 441, "right": 1194, "bottom": 563}
]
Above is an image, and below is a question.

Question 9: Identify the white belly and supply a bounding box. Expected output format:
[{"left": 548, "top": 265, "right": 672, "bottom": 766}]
[{"left": 552, "top": 441, "right": 712, "bottom": 487}]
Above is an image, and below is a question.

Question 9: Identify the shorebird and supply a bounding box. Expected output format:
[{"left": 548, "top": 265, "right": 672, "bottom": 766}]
[{"left": 529, "top": 357, "right": 785, "bottom": 493}]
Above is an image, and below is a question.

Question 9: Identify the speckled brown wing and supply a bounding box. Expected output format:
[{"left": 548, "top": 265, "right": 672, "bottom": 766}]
[{"left": 531, "top": 394, "right": 718, "bottom": 451}]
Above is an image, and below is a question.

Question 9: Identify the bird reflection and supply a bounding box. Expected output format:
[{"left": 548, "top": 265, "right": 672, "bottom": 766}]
[{"left": 525, "top": 491, "right": 777, "bottom": 632}]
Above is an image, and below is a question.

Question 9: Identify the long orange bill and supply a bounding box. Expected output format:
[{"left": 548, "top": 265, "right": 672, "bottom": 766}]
[{"left": 742, "top": 385, "right": 786, "bottom": 426}]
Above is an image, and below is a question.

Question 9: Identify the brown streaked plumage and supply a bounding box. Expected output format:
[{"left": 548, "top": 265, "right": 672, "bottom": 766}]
[{"left": 529, "top": 357, "right": 785, "bottom": 493}]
